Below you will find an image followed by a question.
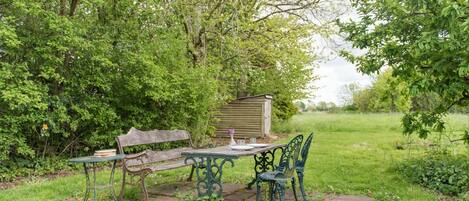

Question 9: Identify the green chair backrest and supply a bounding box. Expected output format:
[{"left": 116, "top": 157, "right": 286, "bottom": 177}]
[
  {"left": 297, "top": 133, "right": 314, "bottom": 170},
  {"left": 277, "top": 134, "right": 303, "bottom": 178}
]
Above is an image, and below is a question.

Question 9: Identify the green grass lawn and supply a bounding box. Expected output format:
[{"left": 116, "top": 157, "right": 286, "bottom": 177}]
[{"left": 0, "top": 113, "right": 467, "bottom": 201}]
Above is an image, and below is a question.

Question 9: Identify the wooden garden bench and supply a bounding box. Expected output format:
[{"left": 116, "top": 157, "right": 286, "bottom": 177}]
[{"left": 116, "top": 127, "right": 198, "bottom": 201}]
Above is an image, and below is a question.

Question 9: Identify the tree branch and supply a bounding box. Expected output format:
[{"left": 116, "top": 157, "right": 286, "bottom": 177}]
[
  {"left": 205, "top": 0, "right": 223, "bottom": 21},
  {"left": 255, "top": 0, "right": 319, "bottom": 22}
]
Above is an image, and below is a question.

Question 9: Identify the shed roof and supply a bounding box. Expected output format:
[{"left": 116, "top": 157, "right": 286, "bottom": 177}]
[{"left": 236, "top": 94, "right": 273, "bottom": 100}]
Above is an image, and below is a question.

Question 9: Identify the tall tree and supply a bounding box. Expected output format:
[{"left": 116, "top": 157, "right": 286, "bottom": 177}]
[
  {"left": 339, "top": 82, "right": 361, "bottom": 106},
  {"left": 340, "top": 0, "right": 469, "bottom": 142}
]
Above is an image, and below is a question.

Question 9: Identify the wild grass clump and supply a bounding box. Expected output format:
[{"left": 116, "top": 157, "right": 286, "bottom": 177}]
[{"left": 397, "top": 152, "right": 469, "bottom": 197}]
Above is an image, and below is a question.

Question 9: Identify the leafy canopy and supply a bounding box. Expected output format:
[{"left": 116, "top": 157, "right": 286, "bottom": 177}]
[
  {"left": 340, "top": 0, "right": 469, "bottom": 142},
  {"left": 0, "top": 0, "right": 329, "bottom": 180}
]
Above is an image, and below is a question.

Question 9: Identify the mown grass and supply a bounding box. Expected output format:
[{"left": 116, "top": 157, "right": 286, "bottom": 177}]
[{"left": 0, "top": 113, "right": 467, "bottom": 201}]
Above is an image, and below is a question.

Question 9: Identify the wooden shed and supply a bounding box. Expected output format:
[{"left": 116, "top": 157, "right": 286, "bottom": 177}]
[{"left": 214, "top": 94, "right": 272, "bottom": 138}]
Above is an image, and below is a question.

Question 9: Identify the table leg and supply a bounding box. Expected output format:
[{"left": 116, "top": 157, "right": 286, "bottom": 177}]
[
  {"left": 109, "top": 160, "right": 118, "bottom": 201},
  {"left": 185, "top": 156, "right": 235, "bottom": 198},
  {"left": 92, "top": 162, "right": 97, "bottom": 201},
  {"left": 83, "top": 163, "right": 90, "bottom": 201},
  {"left": 247, "top": 147, "right": 283, "bottom": 189}
]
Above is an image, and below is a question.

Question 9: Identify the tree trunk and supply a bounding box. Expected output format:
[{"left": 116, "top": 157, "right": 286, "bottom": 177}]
[
  {"left": 69, "top": 0, "right": 79, "bottom": 16},
  {"left": 59, "top": 0, "right": 67, "bottom": 15}
]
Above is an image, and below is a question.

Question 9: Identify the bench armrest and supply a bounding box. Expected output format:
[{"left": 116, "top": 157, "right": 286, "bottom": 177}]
[{"left": 122, "top": 151, "right": 149, "bottom": 172}]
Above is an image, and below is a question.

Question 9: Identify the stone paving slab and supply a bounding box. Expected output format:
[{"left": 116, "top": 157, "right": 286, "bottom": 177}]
[
  {"left": 147, "top": 182, "right": 372, "bottom": 201},
  {"left": 148, "top": 181, "right": 196, "bottom": 197},
  {"left": 223, "top": 187, "right": 257, "bottom": 201}
]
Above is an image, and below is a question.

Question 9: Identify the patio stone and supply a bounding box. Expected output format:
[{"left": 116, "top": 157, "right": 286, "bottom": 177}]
[
  {"left": 147, "top": 182, "right": 372, "bottom": 201},
  {"left": 223, "top": 187, "right": 257, "bottom": 201},
  {"left": 147, "top": 181, "right": 196, "bottom": 197},
  {"left": 222, "top": 183, "right": 248, "bottom": 196},
  {"left": 325, "top": 195, "right": 373, "bottom": 201}
]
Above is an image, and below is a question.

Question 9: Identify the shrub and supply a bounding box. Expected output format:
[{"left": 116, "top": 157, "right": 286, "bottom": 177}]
[
  {"left": 273, "top": 99, "right": 298, "bottom": 122},
  {"left": 0, "top": 0, "right": 314, "bottom": 181},
  {"left": 397, "top": 153, "right": 469, "bottom": 196}
]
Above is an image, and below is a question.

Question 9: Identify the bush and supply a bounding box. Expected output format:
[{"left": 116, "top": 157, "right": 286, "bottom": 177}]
[
  {"left": 397, "top": 153, "right": 469, "bottom": 196},
  {"left": 0, "top": 1, "right": 314, "bottom": 181},
  {"left": 273, "top": 99, "right": 298, "bottom": 122}
]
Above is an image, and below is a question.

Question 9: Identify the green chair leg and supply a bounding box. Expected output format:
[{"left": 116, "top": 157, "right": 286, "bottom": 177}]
[
  {"left": 292, "top": 177, "right": 298, "bottom": 201},
  {"left": 276, "top": 181, "right": 286, "bottom": 201},
  {"left": 297, "top": 171, "right": 308, "bottom": 201},
  {"left": 256, "top": 180, "right": 262, "bottom": 201}
]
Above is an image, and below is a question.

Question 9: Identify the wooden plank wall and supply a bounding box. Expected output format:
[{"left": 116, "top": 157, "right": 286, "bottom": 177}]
[{"left": 215, "top": 96, "right": 266, "bottom": 138}]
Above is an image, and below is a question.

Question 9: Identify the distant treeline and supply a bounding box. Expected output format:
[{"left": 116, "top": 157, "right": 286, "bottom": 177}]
[{"left": 296, "top": 69, "right": 469, "bottom": 113}]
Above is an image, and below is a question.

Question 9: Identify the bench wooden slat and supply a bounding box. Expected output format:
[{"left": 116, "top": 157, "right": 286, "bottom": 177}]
[
  {"left": 125, "top": 147, "right": 194, "bottom": 166},
  {"left": 117, "top": 127, "right": 190, "bottom": 147}
]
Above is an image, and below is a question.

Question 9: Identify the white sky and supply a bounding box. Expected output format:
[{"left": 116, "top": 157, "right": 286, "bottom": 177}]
[
  {"left": 307, "top": 1, "right": 373, "bottom": 105},
  {"left": 310, "top": 51, "right": 372, "bottom": 105}
]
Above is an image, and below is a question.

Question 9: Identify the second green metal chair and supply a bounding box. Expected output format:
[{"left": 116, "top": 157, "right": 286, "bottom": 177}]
[
  {"left": 256, "top": 134, "right": 304, "bottom": 201},
  {"left": 295, "top": 133, "right": 314, "bottom": 201}
]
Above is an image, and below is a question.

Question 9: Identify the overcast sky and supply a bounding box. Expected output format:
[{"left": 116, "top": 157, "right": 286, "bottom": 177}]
[
  {"left": 307, "top": 2, "right": 373, "bottom": 105},
  {"left": 310, "top": 51, "right": 372, "bottom": 105}
]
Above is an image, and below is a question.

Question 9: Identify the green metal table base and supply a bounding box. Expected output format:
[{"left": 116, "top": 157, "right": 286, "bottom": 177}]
[
  {"left": 247, "top": 147, "right": 283, "bottom": 189},
  {"left": 185, "top": 156, "right": 235, "bottom": 198},
  {"left": 83, "top": 161, "right": 118, "bottom": 201}
]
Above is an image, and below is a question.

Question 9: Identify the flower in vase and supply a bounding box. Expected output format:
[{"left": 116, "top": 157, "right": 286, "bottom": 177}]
[{"left": 227, "top": 128, "right": 235, "bottom": 136}]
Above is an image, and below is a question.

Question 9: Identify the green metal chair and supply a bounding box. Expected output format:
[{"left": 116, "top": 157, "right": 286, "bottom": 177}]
[
  {"left": 256, "top": 134, "right": 304, "bottom": 201},
  {"left": 296, "top": 133, "right": 314, "bottom": 201}
]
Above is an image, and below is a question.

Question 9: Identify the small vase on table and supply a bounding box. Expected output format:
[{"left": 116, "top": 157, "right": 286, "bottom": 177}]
[{"left": 228, "top": 128, "right": 236, "bottom": 146}]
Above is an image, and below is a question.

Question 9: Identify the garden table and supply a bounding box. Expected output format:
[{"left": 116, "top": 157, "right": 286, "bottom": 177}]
[
  {"left": 69, "top": 154, "right": 125, "bottom": 201},
  {"left": 181, "top": 144, "right": 284, "bottom": 198}
]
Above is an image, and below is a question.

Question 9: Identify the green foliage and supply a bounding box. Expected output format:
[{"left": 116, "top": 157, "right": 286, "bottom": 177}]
[
  {"left": 294, "top": 101, "right": 306, "bottom": 112},
  {"left": 347, "top": 69, "right": 411, "bottom": 112},
  {"left": 0, "top": 0, "right": 320, "bottom": 180},
  {"left": 340, "top": 0, "right": 469, "bottom": 142},
  {"left": 273, "top": 98, "right": 299, "bottom": 121},
  {"left": 352, "top": 88, "right": 375, "bottom": 112},
  {"left": 338, "top": 82, "right": 361, "bottom": 107},
  {"left": 398, "top": 152, "right": 469, "bottom": 196},
  {"left": 305, "top": 101, "right": 338, "bottom": 112}
]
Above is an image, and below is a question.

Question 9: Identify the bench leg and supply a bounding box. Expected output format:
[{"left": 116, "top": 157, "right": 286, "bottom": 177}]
[
  {"left": 140, "top": 172, "right": 149, "bottom": 201},
  {"left": 119, "top": 168, "right": 126, "bottom": 201},
  {"left": 187, "top": 164, "right": 196, "bottom": 181}
]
